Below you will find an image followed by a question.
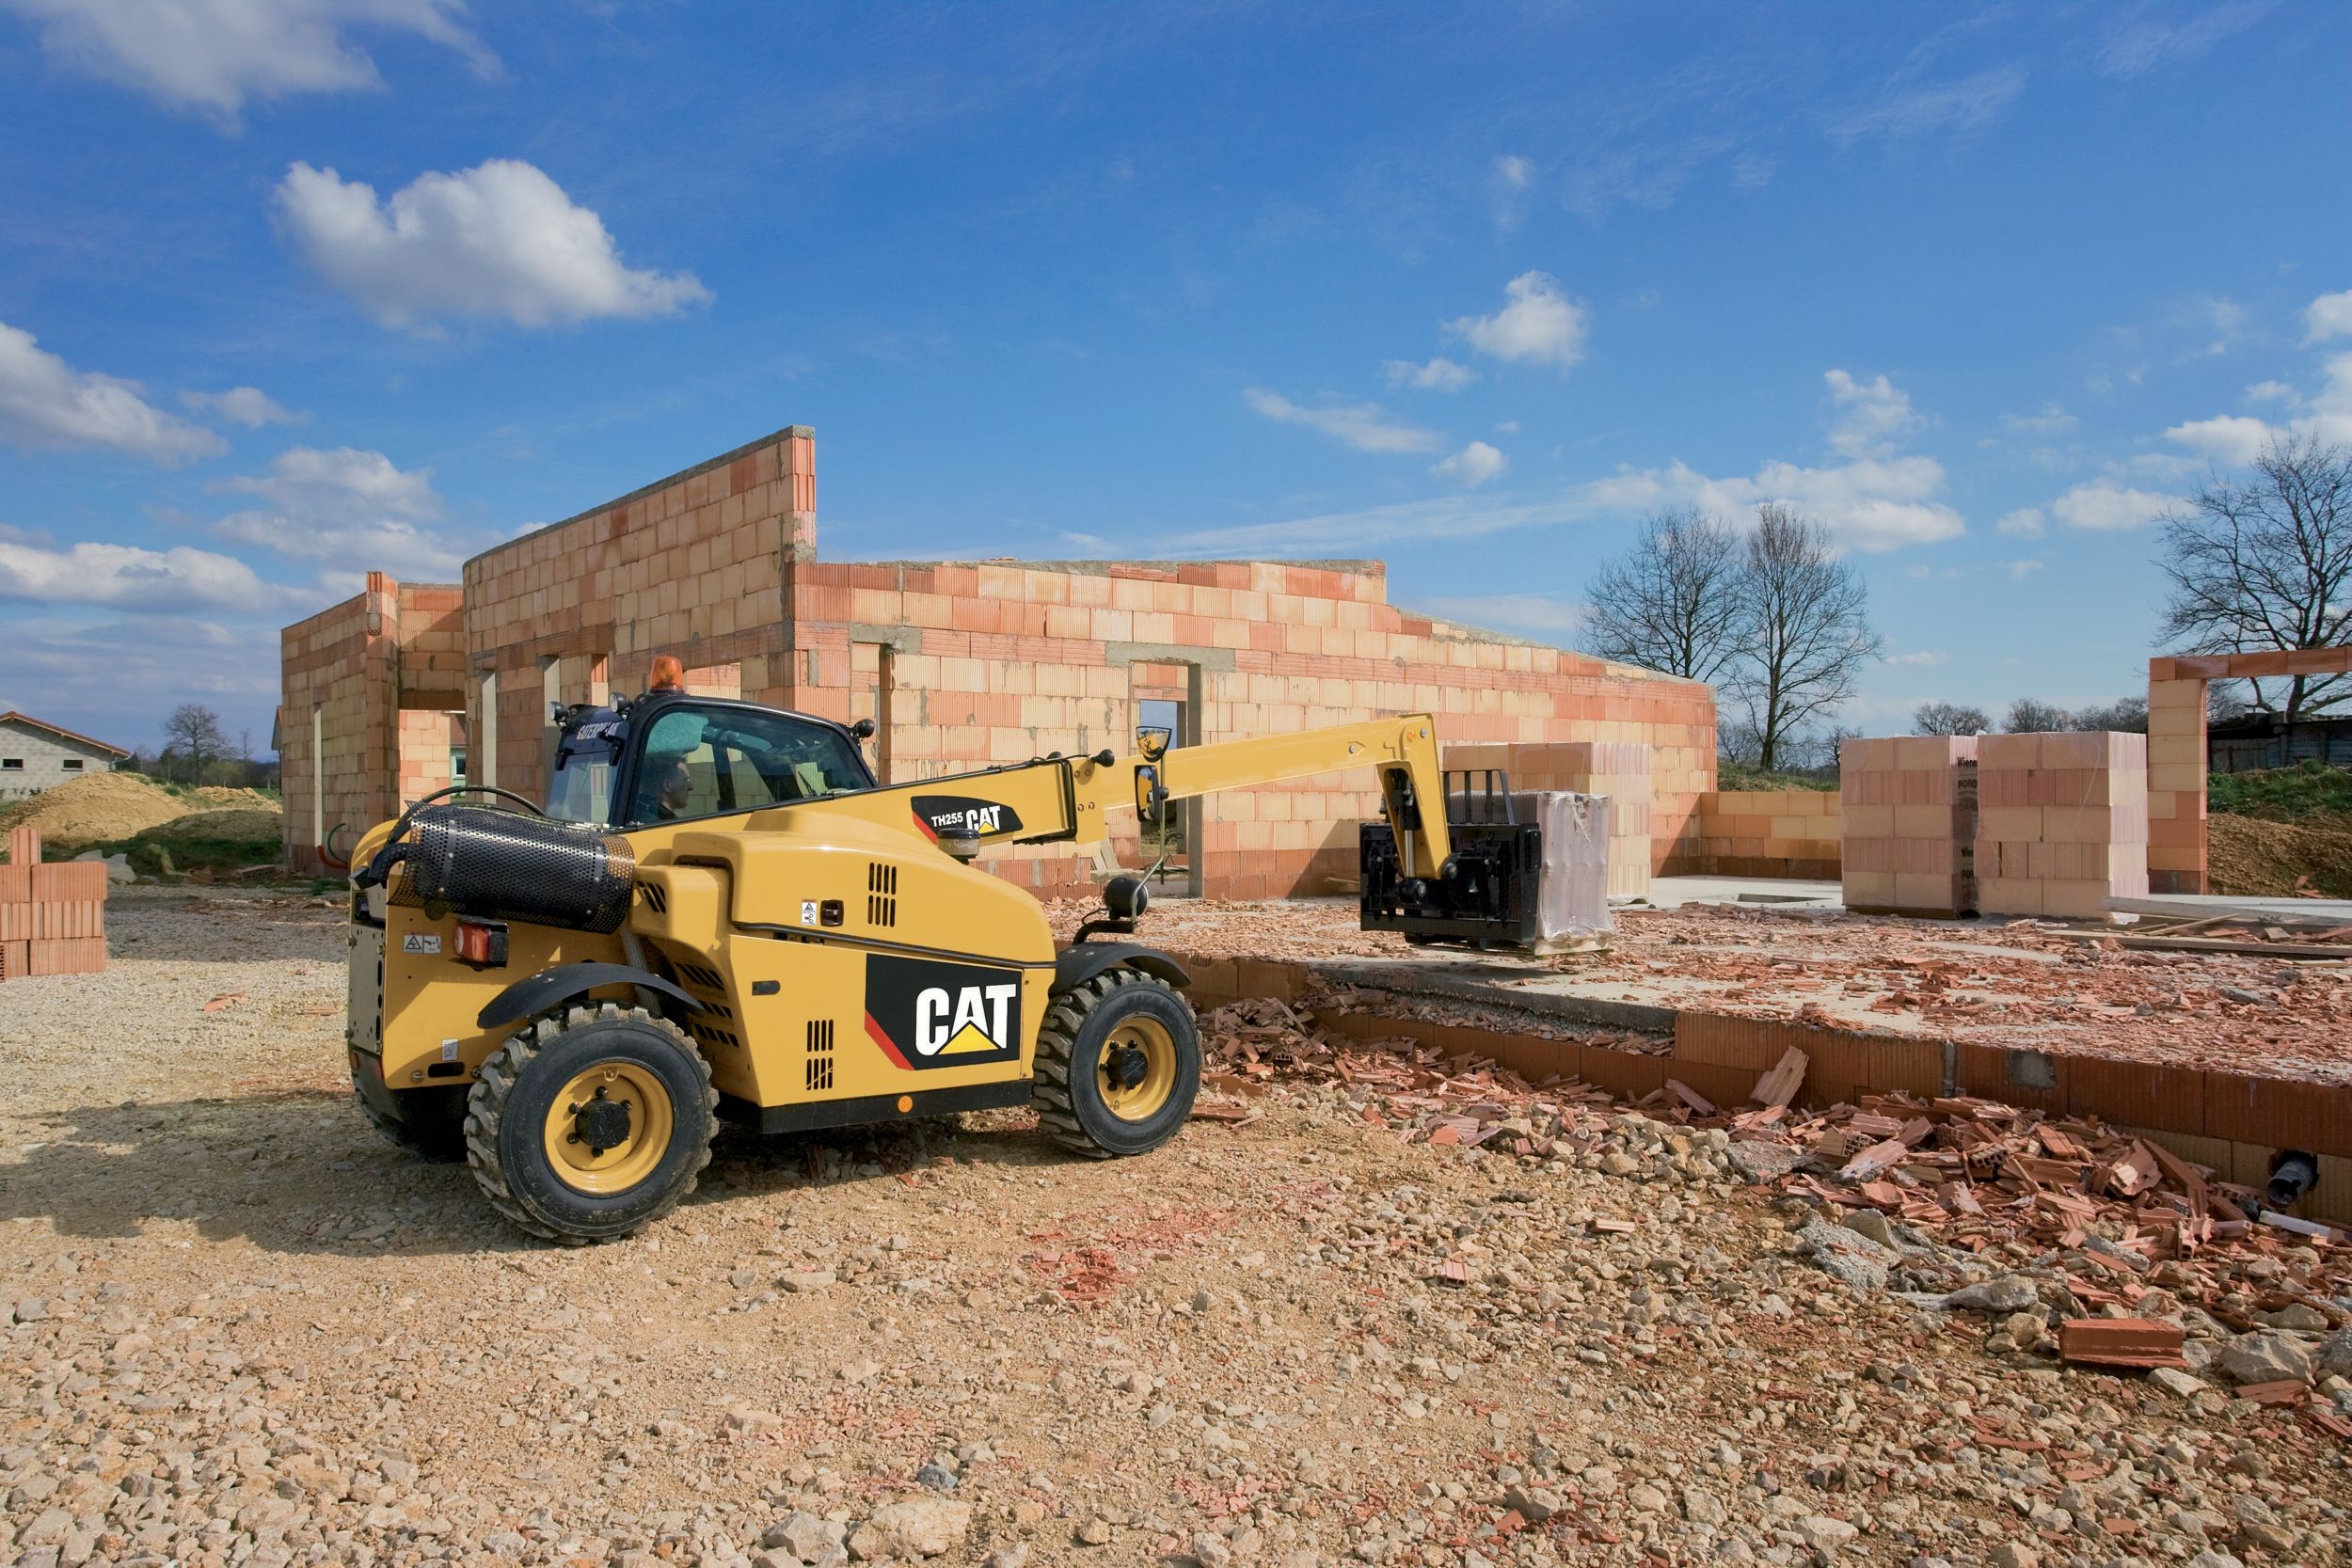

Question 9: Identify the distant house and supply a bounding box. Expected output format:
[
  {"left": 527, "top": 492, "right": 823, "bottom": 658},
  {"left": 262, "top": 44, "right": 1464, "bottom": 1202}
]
[
  {"left": 2207, "top": 712, "right": 2352, "bottom": 773},
  {"left": 0, "top": 712, "right": 131, "bottom": 800}
]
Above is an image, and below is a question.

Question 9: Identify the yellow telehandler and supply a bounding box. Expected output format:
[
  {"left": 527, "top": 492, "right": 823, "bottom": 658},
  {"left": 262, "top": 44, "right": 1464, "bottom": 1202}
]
[{"left": 344, "top": 672, "right": 1545, "bottom": 1243}]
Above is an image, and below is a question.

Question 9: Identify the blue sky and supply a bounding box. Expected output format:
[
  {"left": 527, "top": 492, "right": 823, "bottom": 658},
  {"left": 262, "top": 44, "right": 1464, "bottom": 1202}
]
[{"left": 1, "top": 2, "right": 2346, "bottom": 753}]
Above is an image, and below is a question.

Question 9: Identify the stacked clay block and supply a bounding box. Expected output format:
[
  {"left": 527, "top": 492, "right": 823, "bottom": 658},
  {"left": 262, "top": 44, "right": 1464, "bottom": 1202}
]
[
  {"left": 1839, "top": 736, "right": 1979, "bottom": 915},
  {"left": 1975, "top": 732, "right": 2150, "bottom": 919},
  {"left": 1447, "top": 742, "right": 1652, "bottom": 898},
  {"left": 0, "top": 828, "right": 109, "bottom": 979},
  {"left": 1694, "top": 789, "right": 1841, "bottom": 878}
]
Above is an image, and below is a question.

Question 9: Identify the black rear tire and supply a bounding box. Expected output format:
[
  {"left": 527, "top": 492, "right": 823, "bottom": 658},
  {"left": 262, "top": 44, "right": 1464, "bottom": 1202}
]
[
  {"left": 1031, "top": 968, "right": 1200, "bottom": 1158},
  {"left": 464, "top": 1004, "right": 717, "bottom": 1244}
]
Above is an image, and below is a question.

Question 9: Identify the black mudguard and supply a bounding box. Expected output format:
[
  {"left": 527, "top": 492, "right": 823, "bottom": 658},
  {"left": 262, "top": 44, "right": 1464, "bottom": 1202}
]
[
  {"left": 1052, "top": 942, "right": 1190, "bottom": 996},
  {"left": 476, "top": 962, "right": 706, "bottom": 1032}
]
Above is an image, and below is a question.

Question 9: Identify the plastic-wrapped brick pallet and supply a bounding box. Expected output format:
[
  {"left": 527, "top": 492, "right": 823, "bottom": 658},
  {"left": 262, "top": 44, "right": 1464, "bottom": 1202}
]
[{"left": 1514, "top": 791, "right": 1613, "bottom": 953}]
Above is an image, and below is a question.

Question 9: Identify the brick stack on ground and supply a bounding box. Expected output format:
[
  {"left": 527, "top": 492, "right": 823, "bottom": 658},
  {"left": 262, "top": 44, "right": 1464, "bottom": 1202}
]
[
  {"left": 1975, "top": 732, "right": 2150, "bottom": 918},
  {"left": 1839, "top": 736, "right": 1978, "bottom": 916},
  {"left": 1446, "top": 742, "right": 1652, "bottom": 898},
  {"left": 0, "top": 828, "right": 108, "bottom": 978}
]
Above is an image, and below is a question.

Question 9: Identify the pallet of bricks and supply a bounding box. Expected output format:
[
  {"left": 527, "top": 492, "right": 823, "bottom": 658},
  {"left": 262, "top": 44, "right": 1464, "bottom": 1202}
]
[
  {"left": 1839, "top": 736, "right": 1978, "bottom": 916},
  {"left": 1445, "top": 742, "right": 1652, "bottom": 899},
  {"left": 0, "top": 826, "right": 109, "bottom": 980},
  {"left": 1975, "top": 732, "right": 2149, "bottom": 919}
]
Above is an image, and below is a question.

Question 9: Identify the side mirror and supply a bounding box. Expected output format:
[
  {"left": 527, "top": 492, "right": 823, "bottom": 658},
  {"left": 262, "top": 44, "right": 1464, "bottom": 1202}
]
[
  {"left": 1135, "top": 764, "right": 1169, "bottom": 829},
  {"left": 1136, "top": 725, "right": 1171, "bottom": 763},
  {"left": 850, "top": 717, "right": 877, "bottom": 739}
]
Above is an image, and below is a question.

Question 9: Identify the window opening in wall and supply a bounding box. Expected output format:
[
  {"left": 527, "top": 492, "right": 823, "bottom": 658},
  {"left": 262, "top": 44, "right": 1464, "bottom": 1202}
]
[
  {"left": 61, "top": 758, "right": 84, "bottom": 771},
  {"left": 1, "top": 759, "right": 22, "bottom": 770}
]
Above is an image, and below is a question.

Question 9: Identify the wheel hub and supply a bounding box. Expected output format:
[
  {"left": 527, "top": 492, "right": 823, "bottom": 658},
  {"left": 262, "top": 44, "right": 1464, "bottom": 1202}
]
[
  {"left": 572, "top": 1093, "right": 633, "bottom": 1153},
  {"left": 1104, "top": 1044, "right": 1149, "bottom": 1092}
]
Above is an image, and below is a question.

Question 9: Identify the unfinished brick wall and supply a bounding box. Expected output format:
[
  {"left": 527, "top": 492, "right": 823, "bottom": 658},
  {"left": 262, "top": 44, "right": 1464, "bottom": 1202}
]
[
  {"left": 787, "top": 562, "right": 1714, "bottom": 898},
  {"left": 1976, "top": 733, "right": 2150, "bottom": 918},
  {"left": 1692, "top": 789, "right": 1840, "bottom": 879},
  {"left": 290, "top": 427, "right": 1720, "bottom": 895},
  {"left": 1446, "top": 741, "right": 1653, "bottom": 897},
  {"left": 279, "top": 577, "right": 475, "bottom": 872},
  {"left": 1839, "top": 736, "right": 1978, "bottom": 915},
  {"left": 2147, "top": 649, "right": 2352, "bottom": 894}
]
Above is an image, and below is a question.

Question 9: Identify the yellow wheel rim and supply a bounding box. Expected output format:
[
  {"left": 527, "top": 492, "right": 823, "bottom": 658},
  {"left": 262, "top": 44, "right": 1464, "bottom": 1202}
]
[
  {"left": 542, "top": 1060, "right": 674, "bottom": 1195},
  {"left": 1097, "top": 1016, "right": 1177, "bottom": 1122}
]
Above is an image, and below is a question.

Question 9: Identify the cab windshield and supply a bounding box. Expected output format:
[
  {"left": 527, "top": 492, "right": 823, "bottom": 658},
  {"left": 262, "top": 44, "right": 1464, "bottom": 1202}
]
[{"left": 625, "top": 703, "right": 871, "bottom": 828}]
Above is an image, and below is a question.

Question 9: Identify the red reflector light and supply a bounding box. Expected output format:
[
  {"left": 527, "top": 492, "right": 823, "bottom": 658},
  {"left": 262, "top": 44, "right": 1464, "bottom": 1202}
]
[{"left": 455, "top": 921, "right": 507, "bottom": 967}]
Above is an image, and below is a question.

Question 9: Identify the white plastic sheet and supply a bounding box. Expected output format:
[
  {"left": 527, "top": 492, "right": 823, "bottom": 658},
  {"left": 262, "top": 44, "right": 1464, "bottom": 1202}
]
[{"left": 1512, "top": 790, "right": 1613, "bottom": 948}]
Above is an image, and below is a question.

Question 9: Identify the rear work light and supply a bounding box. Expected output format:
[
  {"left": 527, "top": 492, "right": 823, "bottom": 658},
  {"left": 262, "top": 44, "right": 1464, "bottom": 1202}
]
[{"left": 454, "top": 919, "right": 509, "bottom": 968}]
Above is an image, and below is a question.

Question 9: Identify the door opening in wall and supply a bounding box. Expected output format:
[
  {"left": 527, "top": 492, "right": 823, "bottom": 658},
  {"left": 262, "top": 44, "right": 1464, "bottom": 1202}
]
[
  {"left": 1132, "top": 673, "right": 1203, "bottom": 898},
  {"left": 851, "top": 642, "right": 897, "bottom": 784}
]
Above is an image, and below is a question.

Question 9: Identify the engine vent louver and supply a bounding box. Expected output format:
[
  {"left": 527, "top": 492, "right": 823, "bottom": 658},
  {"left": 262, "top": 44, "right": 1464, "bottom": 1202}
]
[
  {"left": 805, "top": 1018, "right": 834, "bottom": 1093},
  {"left": 866, "top": 862, "right": 898, "bottom": 928},
  {"left": 637, "top": 880, "right": 667, "bottom": 914}
]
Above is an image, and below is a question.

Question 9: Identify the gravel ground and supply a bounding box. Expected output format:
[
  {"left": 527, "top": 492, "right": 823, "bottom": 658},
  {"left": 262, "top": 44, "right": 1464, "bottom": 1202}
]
[{"left": 1, "top": 887, "right": 2346, "bottom": 1568}]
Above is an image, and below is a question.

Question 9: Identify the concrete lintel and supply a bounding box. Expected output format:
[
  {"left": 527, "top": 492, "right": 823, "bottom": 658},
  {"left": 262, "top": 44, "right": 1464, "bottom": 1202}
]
[
  {"left": 849, "top": 622, "right": 922, "bottom": 655},
  {"left": 1106, "top": 641, "right": 1238, "bottom": 673}
]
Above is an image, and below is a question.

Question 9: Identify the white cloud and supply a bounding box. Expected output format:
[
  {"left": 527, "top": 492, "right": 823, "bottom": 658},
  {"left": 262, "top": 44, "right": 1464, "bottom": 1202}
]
[
  {"left": 2165, "top": 414, "right": 2273, "bottom": 466},
  {"left": 181, "top": 385, "right": 303, "bottom": 427},
  {"left": 2308, "top": 290, "right": 2352, "bottom": 343},
  {"left": 1431, "top": 441, "right": 1507, "bottom": 487},
  {"left": 2005, "top": 559, "right": 2045, "bottom": 580},
  {"left": 1824, "top": 369, "right": 1924, "bottom": 458},
  {"left": 1995, "top": 507, "right": 2044, "bottom": 539},
  {"left": 274, "top": 159, "right": 712, "bottom": 331},
  {"left": 0, "top": 536, "right": 294, "bottom": 610},
  {"left": 1449, "top": 272, "right": 1588, "bottom": 370},
  {"left": 2245, "top": 379, "right": 2299, "bottom": 407},
  {"left": 1886, "top": 650, "right": 1948, "bottom": 667},
  {"left": 1413, "top": 594, "right": 1583, "bottom": 638},
  {"left": 1832, "top": 67, "right": 2026, "bottom": 143},
  {"left": 1998, "top": 403, "right": 2076, "bottom": 438},
  {"left": 2052, "top": 482, "right": 2179, "bottom": 531},
  {"left": 211, "top": 444, "right": 467, "bottom": 578},
  {"left": 0, "top": 320, "right": 226, "bottom": 464},
  {"left": 1587, "top": 452, "right": 1964, "bottom": 553},
  {"left": 1242, "top": 388, "right": 1440, "bottom": 454},
  {"left": 1383, "top": 357, "right": 1477, "bottom": 392},
  {"left": 0, "top": 0, "right": 497, "bottom": 123},
  {"left": 2101, "top": 2, "right": 2270, "bottom": 79},
  {"left": 1493, "top": 155, "right": 1532, "bottom": 189}
]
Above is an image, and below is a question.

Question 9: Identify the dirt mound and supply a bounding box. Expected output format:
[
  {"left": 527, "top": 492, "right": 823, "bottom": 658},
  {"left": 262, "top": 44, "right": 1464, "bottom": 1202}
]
[
  {"left": 0, "top": 773, "right": 282, "bottom": 860},
  {"left": 2207, "top": 811, "right": 2352, "bottom": 897}
]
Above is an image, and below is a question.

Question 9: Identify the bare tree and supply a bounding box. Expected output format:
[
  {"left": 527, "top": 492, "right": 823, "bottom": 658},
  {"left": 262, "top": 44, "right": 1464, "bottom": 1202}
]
[
  {"left": 2070, "top": 696, "right": 2149, "bottom": 734},
  {"left": 1580, "top": 506, "right": 1748, "bottom": 684},
  {"left": 1733, "top": 504, "right": 1883, "bottom": 771},
  {"left": 2005, "top": 697, "right": 2072, "bottom": 733},
  {"left": 162, "top": 704, "right": 228, "bottom": 782},
  {"left": 1913, "top": 701, "right": 1990, "bottom": 736},
  {"left": 2158, "top": 433, "right": 2351, "bottom": 721}
]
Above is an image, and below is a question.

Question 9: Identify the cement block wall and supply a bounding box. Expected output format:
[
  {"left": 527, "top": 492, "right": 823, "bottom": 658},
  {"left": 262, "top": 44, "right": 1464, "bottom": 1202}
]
[{"left": 288, "top": 426, "right": 1721, "bottom": 895}]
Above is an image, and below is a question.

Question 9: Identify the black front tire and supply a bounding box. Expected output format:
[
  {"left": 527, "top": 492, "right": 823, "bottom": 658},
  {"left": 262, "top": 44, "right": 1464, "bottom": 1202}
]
[
  {"left": 464, "top": 1004, "right": 717, "bottom": 1244},
  {"left": 1031, "top": 968, "right": 1200, "bottom": 1159}
]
